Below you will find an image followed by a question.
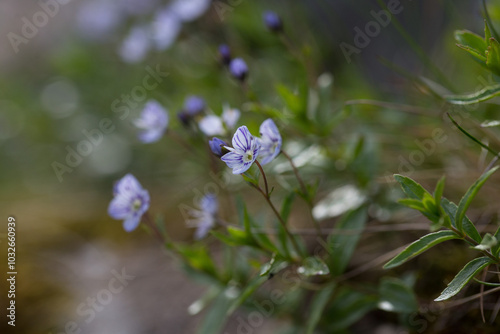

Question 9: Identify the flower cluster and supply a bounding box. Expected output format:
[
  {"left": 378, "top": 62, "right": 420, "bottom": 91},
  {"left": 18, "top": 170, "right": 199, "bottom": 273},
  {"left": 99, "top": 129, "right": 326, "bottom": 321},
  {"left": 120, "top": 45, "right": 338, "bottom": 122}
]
[{"left": 217, "top": 119, "right": 282, "bottom": 174}]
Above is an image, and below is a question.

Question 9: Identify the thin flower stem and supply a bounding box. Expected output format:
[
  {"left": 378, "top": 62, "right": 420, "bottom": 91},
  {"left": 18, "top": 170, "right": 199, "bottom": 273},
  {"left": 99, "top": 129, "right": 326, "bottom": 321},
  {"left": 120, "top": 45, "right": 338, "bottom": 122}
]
[
  {"left": 281, "top": 150, "right": 323, "bottom": 237},
  {"left": 251, "top": 161, "right": 303, "bottom": 259},
  {"left": 142, "top": 212, "right": 166, "bottom": 244},
  {"left": 255, "top": 160, "right": 270, "bottom": 197}
]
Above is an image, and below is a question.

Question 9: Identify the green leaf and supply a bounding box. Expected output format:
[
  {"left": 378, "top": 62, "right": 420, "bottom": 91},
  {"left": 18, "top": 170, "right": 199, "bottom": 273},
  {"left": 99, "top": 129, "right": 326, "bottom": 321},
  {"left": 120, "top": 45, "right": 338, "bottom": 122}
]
[
  {"left": 327, "top": 207, "right": 368, "bottom": 276},
  {"left": 227, "top": 276, "right": 268, "bottom": 316},
  {"left": 378, "top": 277, "right": 418, "bottom": 314},
  {"left": 455, "top": 166, "right": 499, "bottom": 233},
  {"left": 305, "top": 283, "right": 336, "bottom": 334},
  {"left": 276, "top": 192, "right": 296, "bottom": 259},
  {"left": 384, "top": 231, "right": 460, "bottom": 269},
  {"left": 398, "top": 198, "right": 427, "bottom": 211},
  {"left": 434, "top": 176, "right": 446, "bottom": 207},
  {"left": 297, "top": 256, "right": 330, "bottom": 276},
  {"left": 445, "top": 84, "right": 500, "bottom": 105},
  {"left": 394, "top": 174, "right": 430, "bottom": 200},
  {"left": 454, "top": 29, "right": 487, "bottom": 53},
  {"left": 456, "top": 44, "right": 487, "bottom": 63},
  {"left": 435, "top": 257, "right": 492, "bottom": 301},
  {"left": 325, "top": 288, "right": 378, "bottom": 332},
  {"left": 276, "top": 83, "right": 307, "bottom": 117},
  {"left": 492, "top": 225, "right": 500, "bottom": 257},
  {"left": 474, "top": 233, "right": 498, "bottom": 251},
  {"left": 486, "top": 38, "right": 500, "bottom": 76},
  {"left": 441, "top": 198, "right": 482, "bottom": 244},
  {"left": 259, "top": 254, "right": 288, "bottom": 277},
  {"left": 197, "top": 287, "right": 235, "bottom": 334}
]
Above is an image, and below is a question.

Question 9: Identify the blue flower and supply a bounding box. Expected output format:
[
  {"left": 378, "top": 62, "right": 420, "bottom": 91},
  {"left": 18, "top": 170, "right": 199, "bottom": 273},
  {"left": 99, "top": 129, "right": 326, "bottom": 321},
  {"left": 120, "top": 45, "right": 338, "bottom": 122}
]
[
  {"left": 134, "top": 100, "right": 169, "bottom": 143},
  {"left": 218, "top": 44, "right": 231, "bottom": 65},
  {"left": 221, "top": 126, "right": 261, "bottom": 174},
  {"left": 184, "top": 95, "right": 206, "bottom": 116},
  {"left": 108, "top": 174, "right": 150, "bottom": 232},
  {"left": 263, "top": 11, "right": 283, "bottom": 32},
  {"left": 118, "top": 25, "right": 151, "bottom": 63},
  {"left": 187, "top": 194, "right": 218, "bottom": 239},
  {"left": 209, "top": 137, "right": 228, "bottom": 157},
  {"left": 152, "top": 7, "right": 181, "bottom": 50},
  {"left": 258, "top": 119, "right": 282, "bottom": 165},
  {"left": 229, "top": 58, "right": 248, "bottom": 81}
]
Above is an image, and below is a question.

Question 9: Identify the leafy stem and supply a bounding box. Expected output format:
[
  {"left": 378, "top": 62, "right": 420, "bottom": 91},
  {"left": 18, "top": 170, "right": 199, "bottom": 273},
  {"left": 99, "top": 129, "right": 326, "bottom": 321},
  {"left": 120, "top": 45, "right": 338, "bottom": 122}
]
[{"left": 449, "top": 225, "right": 499, "bottom": 263}]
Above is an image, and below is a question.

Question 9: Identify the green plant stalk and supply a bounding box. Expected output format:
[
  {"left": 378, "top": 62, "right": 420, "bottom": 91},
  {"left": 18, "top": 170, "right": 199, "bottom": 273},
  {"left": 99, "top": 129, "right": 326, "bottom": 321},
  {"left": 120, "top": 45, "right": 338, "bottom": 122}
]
[
  {"left": 449, "top": 225, "right": 499, "bottom": 263},
  {"left": 254, "top": 160, "right": 304, "bottom": 259}
]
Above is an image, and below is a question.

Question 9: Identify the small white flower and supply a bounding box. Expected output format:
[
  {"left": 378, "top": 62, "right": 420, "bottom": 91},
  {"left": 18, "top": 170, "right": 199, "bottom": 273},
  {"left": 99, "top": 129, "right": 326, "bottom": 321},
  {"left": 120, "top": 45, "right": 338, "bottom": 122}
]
[
  {"left": 222, "top": 104, "right": 241, "bottom": 129},
  {"left": 258, "top": 119, "right": 282, "bottom": 165},
  {"left": 152, "top": 7, "right": 181, "bottom": 50},
  {"left": 119, "top": 25, "right": 151, "bottom": 63},
  {"left": 199, "top": 115, "right": 225, "bottom": 136}
]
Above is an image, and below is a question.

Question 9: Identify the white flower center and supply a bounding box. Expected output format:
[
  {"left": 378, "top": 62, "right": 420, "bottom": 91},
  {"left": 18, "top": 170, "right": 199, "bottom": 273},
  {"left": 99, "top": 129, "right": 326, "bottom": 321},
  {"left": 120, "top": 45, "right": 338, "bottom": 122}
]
[
  {"left": 243, "top": 150, "right": 254, "bottom": 163},
  {"left": 132, "top": 198, "right": 142, "bottom": 212}
]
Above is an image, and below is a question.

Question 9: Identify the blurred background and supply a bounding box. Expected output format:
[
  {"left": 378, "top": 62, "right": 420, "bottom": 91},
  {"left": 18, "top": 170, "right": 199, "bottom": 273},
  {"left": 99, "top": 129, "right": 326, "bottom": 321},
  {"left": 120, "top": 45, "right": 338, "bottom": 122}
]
[{"left": 1, "top": 0, "right": 500, "bottom": 333}]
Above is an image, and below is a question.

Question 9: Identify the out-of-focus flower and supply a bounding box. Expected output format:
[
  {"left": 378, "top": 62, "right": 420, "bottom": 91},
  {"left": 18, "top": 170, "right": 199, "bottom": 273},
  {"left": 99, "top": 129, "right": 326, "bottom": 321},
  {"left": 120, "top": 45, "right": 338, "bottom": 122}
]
[
  {"left": 134, "top": 100, "right": 169, "bottom": 143},
  {"left": 169, "top": 0, "right": 211, "bottom": 22},
  {"left": 108, "top": 174, "right": 150, "bottom": 232},
  {"left": 77, "top": 0, "right": 123, "bottom": 40},
  {"left": 258, "top": 119, "right": 282, "bottom": 165},
  {"left": 218, "top": 44, "right": 231, "bottom": 65},
  {"left": 199, "top": 115, "right": 225, "bottom": 136},
  {"left": 184, "top": 95, "right": 206, "bottom": 116},
  {"left": 221, "top": 126, "right": 261, "bottom": 174},
  {"left": 263, "top": 11, "right": 283, "bottom": 32},
  {"left": 209, "top": 137, "right": 228, "bottom": 157},
  {"left": 229, "top": 58, "right": 248, "bottom": 81},
  {"left": 119, "top": 25, "right": 151, "bottom": 63},
  {"left": 152, "top": 7, "right": 181, "bottom": 50},
  {"left": 222, "top": 104, "right": 240, "bottom": 129},
  {"left": 187, "top": 194, "right": 218, "bottom": 239}
]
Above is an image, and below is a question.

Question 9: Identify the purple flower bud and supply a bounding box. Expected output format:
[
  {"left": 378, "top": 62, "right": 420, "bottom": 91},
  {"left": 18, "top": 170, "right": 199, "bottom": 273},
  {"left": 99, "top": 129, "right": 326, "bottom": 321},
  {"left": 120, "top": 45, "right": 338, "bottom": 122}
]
[
  {"left": 209, "top": 137, "right": 228, "bottom": 157},
  {"left": 263, "top": 11, "right": 282, "bottom": 32},
  {"left": 218, "top": 44, "right": 231, "bottom": 65},
  {"left": 229, "top": 58, "right": 248, "bottom": 81},
  {"left": 177, "top": 111, "right": 191, "bottom": 127},
  {"left": 184, "top": 95, "right": 206, "bottom": 116}
]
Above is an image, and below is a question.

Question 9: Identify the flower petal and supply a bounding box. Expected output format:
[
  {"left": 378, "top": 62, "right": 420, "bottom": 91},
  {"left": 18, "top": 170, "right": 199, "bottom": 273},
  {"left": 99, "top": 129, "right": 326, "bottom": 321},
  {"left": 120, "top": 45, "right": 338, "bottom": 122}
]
[
  {"left": 232, "top": 126, "right": 253, "bottom": 151},
  {"left": 199, "top": 115, "right": 225, "bottom": 136},
  {"left": 221, "top": 151, "right": 244, "bottom": 173},
  {"left": 108, "top": 194, "right": 133, "bottom": 219},
  {"left": 113, "top": 174, "right": 143, "bottom": 196},
  {"left": 123, "top": 214, "right": 142, "bottom": 232}
]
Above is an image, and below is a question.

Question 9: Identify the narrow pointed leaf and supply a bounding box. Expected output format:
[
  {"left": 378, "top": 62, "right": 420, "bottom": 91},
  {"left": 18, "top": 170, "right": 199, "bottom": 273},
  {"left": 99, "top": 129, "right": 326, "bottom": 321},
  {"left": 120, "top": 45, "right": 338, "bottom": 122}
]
[
  {"left": 384, "top": 231, "right": 460, "bottom": 269},
  {"left": 441, "top": 198, "right": 482, "bottom": 244},
  {"left": 305, "top": 283, "right": 336, "bottom": 334},
  {"left": 435, "top": 257, "right": 492, "bottom": 301},
  {"left": 445, "top": 84, "right": 500, "bottom": 105},
  {"left": 394, "top": 174, "right": 430, "bottom": 200},
  {"left": 455, "top": 166, "right": 499, "bottom": 233},
  {"left": 454, "top": 30, "right": 487, "bottom": 52}
]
